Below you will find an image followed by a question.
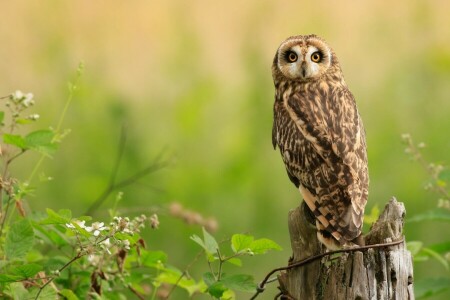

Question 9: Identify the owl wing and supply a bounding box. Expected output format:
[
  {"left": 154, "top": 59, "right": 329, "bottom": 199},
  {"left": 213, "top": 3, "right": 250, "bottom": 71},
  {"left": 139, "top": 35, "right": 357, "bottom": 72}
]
[{"left": 285, "top": 87, "right": 368, "bottom": 242}]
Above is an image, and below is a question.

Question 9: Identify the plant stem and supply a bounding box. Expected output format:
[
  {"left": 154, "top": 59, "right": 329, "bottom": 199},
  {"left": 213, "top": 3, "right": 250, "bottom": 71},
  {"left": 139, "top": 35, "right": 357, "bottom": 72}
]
[
  {"left": 216, "top": 249, "right": 223, "bottom": 281},
  {"left": 34, "top": 251, "right": 84, "bottom": 299},
  {"left": 27, "top": 64, "right": 83, "bottom": 186}
]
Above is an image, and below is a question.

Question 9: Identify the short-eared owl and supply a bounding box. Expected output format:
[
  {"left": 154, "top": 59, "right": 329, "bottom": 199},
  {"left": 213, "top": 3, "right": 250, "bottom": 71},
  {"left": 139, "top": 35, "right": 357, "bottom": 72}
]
[{"left": 272, "top": 34, "right": 369, "bottom": 250}]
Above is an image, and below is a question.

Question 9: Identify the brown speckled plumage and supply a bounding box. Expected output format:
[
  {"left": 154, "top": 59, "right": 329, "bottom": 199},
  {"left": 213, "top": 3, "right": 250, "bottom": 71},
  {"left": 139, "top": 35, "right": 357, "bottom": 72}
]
[{"left": 272, "top": 35, "right": 368, "bottom": 249}]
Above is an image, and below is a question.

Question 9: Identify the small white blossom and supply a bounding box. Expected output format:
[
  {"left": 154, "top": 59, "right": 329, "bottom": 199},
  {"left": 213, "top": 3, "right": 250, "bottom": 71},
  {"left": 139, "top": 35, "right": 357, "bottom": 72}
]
[
  {"left": 75, "top": 220, "right": 86, "bottom": 228},
  {"left": 101, "top": 238, "right": 112, "bottom": 254},
  {"left": 122, "top": 239, "right": 131, "bottom": 250},
  {"left": 27, "top": 114, "right": 40, "bottom": 120},
  {"left": 122, "top": 228, "right": 133, "bottom": 234},
  {"left": 87, "top": 254, "right": 100, "bottom": 265},
  {"left": 12, "top": 90, "right": 24, "bottom": 101},
  {"left": 22, "top": 93, "right": 35, "bottom": 107},
  {"left": 66, "top": 220, "right": 86, "bottom": 229},
  {"left": 85, "top": 222, "right": 108, "bottom": 237}
]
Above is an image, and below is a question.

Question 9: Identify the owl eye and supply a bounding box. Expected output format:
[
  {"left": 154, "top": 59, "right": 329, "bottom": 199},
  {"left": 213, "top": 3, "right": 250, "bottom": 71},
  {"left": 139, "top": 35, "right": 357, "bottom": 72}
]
[
  {"left": 286, "top": 51, "right": 298, "bottom": 62},
  {"left": 311, "top": 52, "right": 322, "bottom": 63}
]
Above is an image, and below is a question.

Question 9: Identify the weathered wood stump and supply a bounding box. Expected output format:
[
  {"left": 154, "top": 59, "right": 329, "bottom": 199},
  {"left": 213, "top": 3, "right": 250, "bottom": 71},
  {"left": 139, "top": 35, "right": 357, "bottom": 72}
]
[{"left": 277, "top": 197, "right": 414, "bottom": 300}]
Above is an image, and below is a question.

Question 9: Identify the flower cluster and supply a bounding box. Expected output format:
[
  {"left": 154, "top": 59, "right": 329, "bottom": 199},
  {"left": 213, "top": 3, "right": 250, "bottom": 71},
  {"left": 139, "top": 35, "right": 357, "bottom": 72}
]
[
  {"left": 3, "top": 90, "right": 40, "bottom": 124},
  {"left": 110, "top": 214, "right": 147, "bottom": 235},
  {"left": 64, "top": 214, "right": 158, "bottom": 268},
  {"left": 10, "top": 90, "right": 35, "bottom": 107}
]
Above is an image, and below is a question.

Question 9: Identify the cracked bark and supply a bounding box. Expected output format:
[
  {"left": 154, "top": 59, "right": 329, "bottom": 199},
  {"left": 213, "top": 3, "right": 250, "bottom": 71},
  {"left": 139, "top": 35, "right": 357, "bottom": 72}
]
[{"left": 277, "top": 197, "right": 415, "bottom": 300}]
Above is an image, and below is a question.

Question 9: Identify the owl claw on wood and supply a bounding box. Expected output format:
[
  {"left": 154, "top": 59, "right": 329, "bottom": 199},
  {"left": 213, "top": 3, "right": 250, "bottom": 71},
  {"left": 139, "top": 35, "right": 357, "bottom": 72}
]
[{"left": 272, "top": 34, "right": 369, "bottom": 250}]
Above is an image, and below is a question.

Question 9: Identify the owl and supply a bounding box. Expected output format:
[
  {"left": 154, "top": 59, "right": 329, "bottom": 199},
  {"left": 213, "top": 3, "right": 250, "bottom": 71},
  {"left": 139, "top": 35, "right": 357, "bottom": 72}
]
[{"left": 271, "top": 34, "right": 369, "bottom": 250}]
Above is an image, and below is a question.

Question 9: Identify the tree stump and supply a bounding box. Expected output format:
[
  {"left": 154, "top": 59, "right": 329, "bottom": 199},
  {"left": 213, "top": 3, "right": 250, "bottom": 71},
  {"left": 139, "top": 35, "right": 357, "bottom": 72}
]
[{"left": 277, "top": 197, "right": 414, "bottom": 300}]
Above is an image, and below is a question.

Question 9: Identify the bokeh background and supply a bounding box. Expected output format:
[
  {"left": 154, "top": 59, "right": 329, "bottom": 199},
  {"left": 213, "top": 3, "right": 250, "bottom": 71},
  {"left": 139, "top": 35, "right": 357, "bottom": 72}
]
[{"left": 1, "top": 1, "right": 449, "bottom": 299}]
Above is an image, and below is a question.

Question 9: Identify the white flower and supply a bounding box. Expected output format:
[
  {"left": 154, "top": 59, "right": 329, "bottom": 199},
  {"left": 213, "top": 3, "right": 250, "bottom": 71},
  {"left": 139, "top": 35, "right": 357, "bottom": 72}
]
[
  {"left": 22, "top": 93, "right": 34, "bottom": 107},
  {"left": 85, "top": 222, "right": 108, "bottom": 237},
  {"left": 27, "top": 114, "right": 40, "bottom": 120},
  {"left": 12, "top": 90, "right": 24, "bottom": 101},
  {"left": 101, "top": 238, "right": 112, "bottom": 254},
  {"left": 75, "top": 220, "right": 86, "bottom": 228},
  {"left": 66, "top": 220, "right": 86, "bottom": 229},
  {"left": 122, "top": 239, "right": 130, "bottom": 250},
  {"left": 87, "top": 254, "right": 100, "bottom": 265}
]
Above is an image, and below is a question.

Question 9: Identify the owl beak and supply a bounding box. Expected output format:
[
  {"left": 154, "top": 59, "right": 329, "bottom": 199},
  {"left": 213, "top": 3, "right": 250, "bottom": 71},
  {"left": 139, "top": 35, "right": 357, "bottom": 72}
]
[{"left": 301, "top": 62, "right": 307, "bottom": 78}]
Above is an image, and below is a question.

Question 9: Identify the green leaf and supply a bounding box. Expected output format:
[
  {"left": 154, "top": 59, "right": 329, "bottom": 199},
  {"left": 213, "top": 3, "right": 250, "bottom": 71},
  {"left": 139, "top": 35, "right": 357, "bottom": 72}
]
[
  {"left": 16, "top": 118, "right": 33, "bottom": 125},
  {"left": 249, "top": 238, "right": 282, "bottom": 254},
  {"left": 231, "top": 234, "right": 254, "bottom": 253},
  {"left": 7, "top": 282, "right": 30, "bottom": 299},
  {"left": 40, "top": 208, "right": 72, "bottom": 225},
  {"left": 202, "top": 227, "right": 219, "bottom": 255},
  {"left": 190, "top": 228, "right": 219, "bottom": 261},
  {"left": 407, "top": 209, "right": 450, "bottom": 223},
  {"left": 231, "top": 234, "right": 282, "bottom": 255},
  {"left": 25, "top": 129, "right": 58, "bottom": 156},
  {"left": 415, "top": 277, "right": 450, "bottom": 299},
  {"left": 0, "top": 274, "right": 23, "bottom": 283},
  {"left": 207, "top": 281, "right": 228, "bottom": 298},
  {"left": 33, "top": 222, "right": 68, "bottom": 247},
  {"left": 114, "top": 232, "right": 140, "bottom": 244},
  {"left": 10, "top": 263, "right": 42, "bottom": 278},
  {"left": 140, "top": 250, "right": 168, "bottom": 268},
  {"left": 203, "top": 272, "right": 216, "bottom": 286},
  {"left": 0, "top": 111, "right": 4, "bottom": 124},
  {"left": 30, "top": 285, "right": 58, "bottom": 299},
  {"left": 157, "top": 268, "right": 206, "bottom": 296},
  {"left": 59, "top": 289, "right": 79, "bottom": 300},
  {"left": 226, "top": 257, "right": 242, "bottom": 267},
  {"left": 221, "top": 274, "right": 256, "bottom": 293},
  {"left": 5, "top": 218, "right": 34, "bottom": 260},
  {"left": 3, "top": 133, "right": 27, "bottom": 149}
]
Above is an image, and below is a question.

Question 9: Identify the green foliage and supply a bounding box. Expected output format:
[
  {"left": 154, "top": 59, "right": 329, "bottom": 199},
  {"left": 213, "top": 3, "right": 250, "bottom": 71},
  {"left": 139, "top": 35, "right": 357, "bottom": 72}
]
[
  {"left": 191, "top": 229, "right": 281, "bottom": 299},
  {"left": 4, "top": 219, "right": 34, "bottom": 261},
  {"left": 0, "top": 86, "right": 282, "bottom": 299},
  {"left": 402, "top": 134, "right": 450, "bottom": 297}
]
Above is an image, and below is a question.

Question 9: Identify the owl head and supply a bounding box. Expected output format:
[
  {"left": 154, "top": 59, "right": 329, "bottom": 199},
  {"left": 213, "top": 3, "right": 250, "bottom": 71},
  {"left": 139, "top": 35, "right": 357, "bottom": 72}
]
[{"left": 273, "top": 34, "right": 340, "bottom": 83}]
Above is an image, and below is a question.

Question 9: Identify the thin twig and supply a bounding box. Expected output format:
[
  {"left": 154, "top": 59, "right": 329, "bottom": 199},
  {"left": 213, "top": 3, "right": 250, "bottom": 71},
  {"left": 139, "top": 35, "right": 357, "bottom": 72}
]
[
  {"left": 85, "top": 143, "right": 169, "bottom": 216},
  {"left": 6, "top": 150, "right": 26, "bottom": 165},
  {"left": 84, "top": 126, "right": 170, "bottom": 215},
  {"left": 165, "top": 249, "right": 205, "bottom": 299},
  {"left": 34, "top": 252, "right": 84, "bottom": 299},
  {"left": 128, "top": 285, "right": 146, "bottom": 300},
  {"left": 249, "top": 238, "right": 405, "bottom": 300},
  {"left": 85, "top": 125, "right": 127, "bottom": 215}
]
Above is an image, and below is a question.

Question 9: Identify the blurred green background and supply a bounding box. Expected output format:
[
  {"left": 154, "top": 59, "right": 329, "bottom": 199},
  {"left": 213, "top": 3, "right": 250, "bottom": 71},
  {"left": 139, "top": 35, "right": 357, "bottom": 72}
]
[{"left": 1, "top": 1, "right": 449, "bottom": 299}]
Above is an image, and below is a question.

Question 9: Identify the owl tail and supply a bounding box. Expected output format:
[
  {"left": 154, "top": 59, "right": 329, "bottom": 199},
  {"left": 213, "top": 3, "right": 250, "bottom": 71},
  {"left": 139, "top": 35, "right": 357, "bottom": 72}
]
[{"left": 299, "top": 185, "right": 364, "bottom": 250}]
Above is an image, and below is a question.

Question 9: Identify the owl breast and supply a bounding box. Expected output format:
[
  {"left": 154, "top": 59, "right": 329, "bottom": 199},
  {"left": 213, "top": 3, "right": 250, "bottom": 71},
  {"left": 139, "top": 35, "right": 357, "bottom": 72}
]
[{"left": 272, "top": 79, "right": 368, "bottom": 246}]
